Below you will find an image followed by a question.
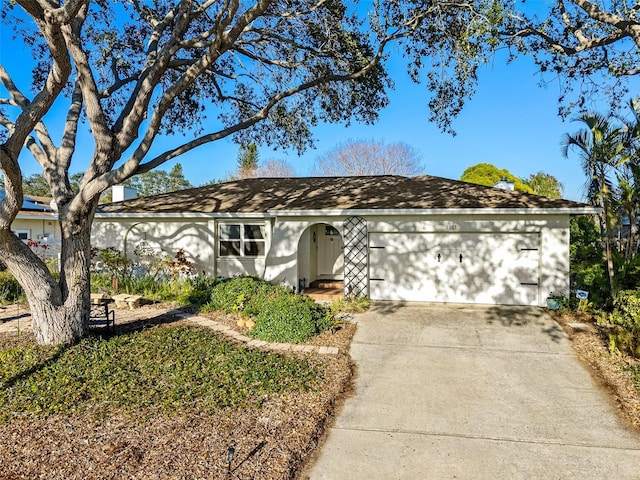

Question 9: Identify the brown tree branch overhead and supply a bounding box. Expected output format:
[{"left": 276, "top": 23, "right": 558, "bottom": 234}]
[
  {"left": 1, "top": 0, "right": 503, "bottom": 345},
  {"left": 5, "top": 0, "right": 638, "bottom": 345},
  {"left": 503, "top": 0, "right": 640, "bottom": 114}
]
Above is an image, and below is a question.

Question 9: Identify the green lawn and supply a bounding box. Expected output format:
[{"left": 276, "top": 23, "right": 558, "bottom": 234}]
[{"left": 0, "top": 325, "right": 322, "bottom": 422}]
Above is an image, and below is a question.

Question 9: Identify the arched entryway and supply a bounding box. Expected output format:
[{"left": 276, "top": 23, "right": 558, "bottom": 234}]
[{"left": 297, "top": 223, "right": 344, "bottom": 293}]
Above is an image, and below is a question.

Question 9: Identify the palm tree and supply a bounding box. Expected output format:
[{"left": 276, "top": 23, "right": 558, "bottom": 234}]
[
  {"left": 617, "top": 99, "right": 640, "bottom": 261},
  {"left": 615, "top": 167, "right": 640, "bottom": 260},
  {"left": 562, "top": 113, "right": 626, "bottom": 296}
]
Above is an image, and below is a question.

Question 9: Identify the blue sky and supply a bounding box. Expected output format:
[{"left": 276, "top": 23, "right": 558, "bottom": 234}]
[
  {"left": 172, "top": 53, "right": 609, "bottom": 202},
  {"left": 1, "top": 13, "right": 637, "bottom": 202}
]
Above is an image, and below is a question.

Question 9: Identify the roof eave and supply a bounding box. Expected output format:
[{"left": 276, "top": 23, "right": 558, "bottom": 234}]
[
  {"left": 94, "top": 206, "right": 601, "bottom": 219},
  {"left": 269, "top": 207, "right": 601, "bottom": 216},
  {"left": 94, "top": 212, "right": 275, "bottom": 219}
]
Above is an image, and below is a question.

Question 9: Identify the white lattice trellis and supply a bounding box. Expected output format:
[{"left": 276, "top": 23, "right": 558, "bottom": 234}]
[{"left": 343, "top": 216, "right": 368, "bottom": 297}]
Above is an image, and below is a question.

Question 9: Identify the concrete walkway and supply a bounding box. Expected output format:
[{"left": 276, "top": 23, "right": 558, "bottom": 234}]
[
  {"left": 0, "top": 303, "right": 173, "bottom": 335},
  {"left": 304, "top": 303, "right": 640, "bottom": 479}
]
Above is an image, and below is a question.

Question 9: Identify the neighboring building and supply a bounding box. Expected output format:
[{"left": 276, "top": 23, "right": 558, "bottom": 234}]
[
  {"left": 1, "top": 192, "right": 60, "bottom": 254},
  {"left": 92, "top": 175, "right": 597, "bottom": 306}
]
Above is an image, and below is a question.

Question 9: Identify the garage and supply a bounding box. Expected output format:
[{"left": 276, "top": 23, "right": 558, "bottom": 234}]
[
  {"left": 95, "top": 175, "right": 595, "bottom": 305},
  {"left": 369, "top": 232, "right": 540, "bottom": 305}
]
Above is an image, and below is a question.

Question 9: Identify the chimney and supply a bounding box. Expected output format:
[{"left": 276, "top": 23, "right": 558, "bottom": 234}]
[
  {"left": 494, "top": 177, "right": 515, "bottom": 191},
  {"left": 112, "top": 185, "right": 138, "bottom": 202}
]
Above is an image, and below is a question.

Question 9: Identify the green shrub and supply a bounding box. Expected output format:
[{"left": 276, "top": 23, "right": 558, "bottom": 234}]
[
  {"left": 125, "top": 276, "right": 173, "bottom": 298},
  {"left": 252, "top": 294, "right": 332, "bottom": 343},
  {"left": 208, "top": 276, "right": 333, "bottom": 343},
  {"left": 614, "top": 251, "right": 640, "bottom": 292},
  {"left": 243, "top": 283, "right": 293, "bottom": 318},
  {"left": 0, "top": 271, "right": 23, "bottom": 303},
  {"left": 605, "top": 290, "right": 640, "bottom": 358},
  {"left": 207, "top": 276, "right": 292, "bottom": 316},
  {"left": 90, "top": 272, "right": 116, "bottom": 295},
  {"left": 184, "top": 276, "right": 220, "bottom": 307},
  {"left": 208, "top": 276, "right": 271, "bottom": 314}
]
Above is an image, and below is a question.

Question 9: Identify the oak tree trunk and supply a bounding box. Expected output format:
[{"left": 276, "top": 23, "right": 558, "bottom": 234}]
[{"left": 1, "top": 211, "right": 94, "bottom": 346}]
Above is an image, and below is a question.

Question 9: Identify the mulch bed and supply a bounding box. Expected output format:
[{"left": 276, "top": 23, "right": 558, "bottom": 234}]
[
  {"left": 0, "top": 313, "right": 357, "bottom": 480},
  {"left": 552, "top": 310, "right": 640, "bottom": 431}
]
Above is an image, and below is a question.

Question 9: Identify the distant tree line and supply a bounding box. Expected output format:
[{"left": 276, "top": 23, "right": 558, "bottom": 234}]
[{"left": 460, "top": 163, "right": 564, "bottom": 199}]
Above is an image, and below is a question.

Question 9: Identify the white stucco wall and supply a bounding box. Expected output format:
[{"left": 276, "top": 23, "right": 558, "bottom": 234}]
[
  {"left": 539, "top": 216, "right": 571, "bottom": 300},
  {"left": 92, "top": 218, "right": 216, "bottom": 274},
  {"left": 12, "top": 217, "right": 60, "bottom": 241},
  {"left": 93, "top": 212, "right": 572, "bottom": 306},
  {"left": 92, "top": 216, "right": 272, "bottom": 278},
  {"left": 267, "top": 213, "right": 571, "bottom": 306},
  {"left": 263, "top": 218, "right": 343, "bottom": 288},
  {"left": 296, "top": 227, "right": 313, "bottom": 287}
]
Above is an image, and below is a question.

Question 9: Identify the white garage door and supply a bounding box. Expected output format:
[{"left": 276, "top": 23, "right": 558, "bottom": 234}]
[{"left": 369, "top": 232, "right": 540, "bottom": 306}]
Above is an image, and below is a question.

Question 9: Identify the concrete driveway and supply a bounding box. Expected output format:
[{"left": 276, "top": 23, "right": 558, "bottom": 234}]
[{"left": 303, "top": 303, "right": 640, "bottom": 479}]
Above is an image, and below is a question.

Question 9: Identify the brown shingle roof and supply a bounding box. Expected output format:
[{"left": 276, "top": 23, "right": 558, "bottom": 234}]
[
  {"left": 17, "top": 210, "right": 57, "bottom": 217},
  {"left": 97, "top": 175, "right": 591, "bottom": 215}
]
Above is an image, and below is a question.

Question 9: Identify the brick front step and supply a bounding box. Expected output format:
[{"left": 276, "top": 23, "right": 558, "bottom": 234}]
[{"left": 304, "top": 287, "right": 344, "bottom": 302}]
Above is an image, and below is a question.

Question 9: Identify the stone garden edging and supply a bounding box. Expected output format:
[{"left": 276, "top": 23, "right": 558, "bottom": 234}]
[{"left": 168, "top": 310, "right": 340, "bottom": 355}]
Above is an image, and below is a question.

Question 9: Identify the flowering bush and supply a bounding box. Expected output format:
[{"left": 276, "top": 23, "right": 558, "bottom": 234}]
[
  {"left": 91, "top": 245, "right": 211, "bottom": 306},
  {"left": 27, "top": 239, "right": 50, "bottom": 262},
  {"left": 167, "top": 249, "right": 196, "bottom": 278}
]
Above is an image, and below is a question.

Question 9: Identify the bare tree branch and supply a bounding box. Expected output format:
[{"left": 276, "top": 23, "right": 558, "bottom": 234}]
[
  {"left": 508, "top": 0, "right": 640, "bottom": 55},
  {"left": 313, "top": 139, "right": 424, "bottom": 176},
  {"left": 40, "top": 0, "right": 89, "bottom": 24},
  {"left": 112, "top": 0, "right": 198, "bottom": 152}
]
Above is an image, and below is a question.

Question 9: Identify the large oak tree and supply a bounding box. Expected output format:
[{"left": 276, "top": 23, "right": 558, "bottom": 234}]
[
  {"left": 1, "top": 0, "right": 503, "bottom": 345},
  {"left": 3, "top": 1, "right": 640, "bottom": 346}
]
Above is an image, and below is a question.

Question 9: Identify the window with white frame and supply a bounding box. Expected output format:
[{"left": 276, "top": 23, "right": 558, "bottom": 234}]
[
  {"left": 219, "top": 223, "right": 266, "bottom": 257},
  {"left": 13, "top": 230, "right": 30, "bottom": 242}
]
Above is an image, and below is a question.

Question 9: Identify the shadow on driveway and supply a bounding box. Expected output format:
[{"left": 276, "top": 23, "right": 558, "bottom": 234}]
[{"left": 304, "top": 303, "right": 640, "bottom": 479}]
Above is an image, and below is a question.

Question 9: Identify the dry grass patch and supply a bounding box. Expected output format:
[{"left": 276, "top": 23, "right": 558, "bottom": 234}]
[
  {"left": 552, "top": 310, "right": 640, "bottom": 430},
  {"left": 0, "top": 317, "right": 356, "bottom": 479}
]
